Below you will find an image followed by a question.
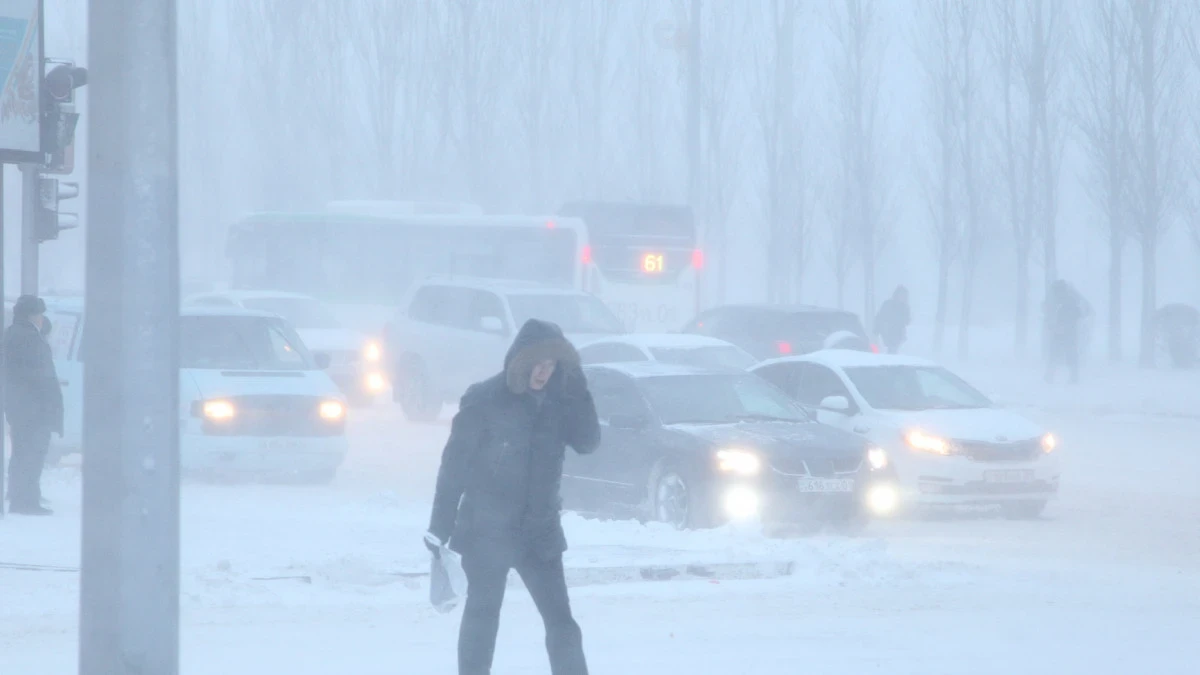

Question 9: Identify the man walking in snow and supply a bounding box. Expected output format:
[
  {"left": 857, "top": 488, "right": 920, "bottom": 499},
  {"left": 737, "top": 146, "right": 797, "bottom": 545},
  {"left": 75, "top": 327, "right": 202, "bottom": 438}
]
[
  {"left": 874, "top": 285, "right": 911, "bottom": 354},
  {"left": 424, "top": 318, "right": 601, "bottom": 675}
]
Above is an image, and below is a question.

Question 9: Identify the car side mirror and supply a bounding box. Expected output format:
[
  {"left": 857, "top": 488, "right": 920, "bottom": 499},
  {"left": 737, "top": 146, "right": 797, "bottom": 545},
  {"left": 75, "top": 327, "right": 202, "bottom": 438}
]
[
  {"left": 480, "top": 316, "right": 505, "bottom": 334},
  {"left": 314, "top": 352, "right": 332, "bottom": 370},
  {"left": 608, "top": 413, "right": 650, "bottom": 430},
  {"left": 819, "top": 395, "right": 852, "bottom": 414}
]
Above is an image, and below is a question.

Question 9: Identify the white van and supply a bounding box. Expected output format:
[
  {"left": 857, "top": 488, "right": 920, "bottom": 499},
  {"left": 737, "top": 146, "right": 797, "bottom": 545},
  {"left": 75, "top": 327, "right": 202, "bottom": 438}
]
[{"left": 18, "top": 298, "right": 348, "bottom": 482}]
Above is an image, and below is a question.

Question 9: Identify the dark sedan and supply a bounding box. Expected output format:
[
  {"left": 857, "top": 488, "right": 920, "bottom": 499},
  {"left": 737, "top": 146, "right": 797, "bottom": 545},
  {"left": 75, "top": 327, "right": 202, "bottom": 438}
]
[{"left": 562, "top": 363, "right": 898, "bottom": 529}]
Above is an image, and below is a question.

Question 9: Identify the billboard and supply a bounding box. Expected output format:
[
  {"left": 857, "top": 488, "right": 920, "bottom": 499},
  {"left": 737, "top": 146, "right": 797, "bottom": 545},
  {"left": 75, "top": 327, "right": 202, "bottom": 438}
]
[{"left": 0, "top": 0, "right": 40, "bottom": 163}]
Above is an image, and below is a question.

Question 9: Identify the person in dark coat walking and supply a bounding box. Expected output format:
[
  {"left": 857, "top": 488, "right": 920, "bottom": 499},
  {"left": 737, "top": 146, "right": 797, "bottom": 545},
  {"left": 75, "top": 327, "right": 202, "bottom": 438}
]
[
  {"left": 4, "top": 295, "right": 63, "bottom": 515},
  {"left": 1045, "top": 280, "right": 1084, "bottom": 384},
  {"left": 424, "top": 318, "right": 601, "bottom": 675},
  {"left": 874, "top": 285, "right": 911, "bottom": 354}
]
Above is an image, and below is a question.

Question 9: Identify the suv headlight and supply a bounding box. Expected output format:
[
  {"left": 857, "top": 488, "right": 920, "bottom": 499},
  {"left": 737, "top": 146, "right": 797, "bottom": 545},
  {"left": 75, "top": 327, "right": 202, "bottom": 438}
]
[
  {"left": 319, "top": 400, "right": 346, "bottom": 421},
  {"left": 716, "top": 449, "right": 762, "bottom": 476},
  {"left": 867, "top": 446, "right": 889, "bottom": 470},
  {"left": 363, "top": 340, "right": 383, "bottom": 363},
  {"left": 202, "top": 399, "right": 236, "bottom": 421},
  {"left": 1041, "top": 433, "right": 1057, "bottom": 453}
]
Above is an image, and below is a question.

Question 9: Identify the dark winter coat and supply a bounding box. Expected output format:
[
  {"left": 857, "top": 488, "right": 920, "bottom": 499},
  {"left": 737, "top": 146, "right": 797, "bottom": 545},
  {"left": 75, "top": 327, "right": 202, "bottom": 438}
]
[
  {"left": 4, "top": 319, "right": 64, "bottom": 433},
  {"left": 1046, "top": 283, "right": 1084, "bottom": 349},
  {"left": 428, "top": 319, "right": 601, "bottom": 566},
  {"left": 875, "top": 295, "right": 911, "bottom": 348}
]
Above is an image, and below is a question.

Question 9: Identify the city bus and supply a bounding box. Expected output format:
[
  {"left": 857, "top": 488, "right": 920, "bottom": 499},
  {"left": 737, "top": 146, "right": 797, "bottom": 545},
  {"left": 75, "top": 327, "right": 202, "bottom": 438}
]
[
  {"left": 224, "top": 209, "right": 588, "bottom": 332},
  {"left": 559, "top": 201, "right": 701, "bottom": 333}
]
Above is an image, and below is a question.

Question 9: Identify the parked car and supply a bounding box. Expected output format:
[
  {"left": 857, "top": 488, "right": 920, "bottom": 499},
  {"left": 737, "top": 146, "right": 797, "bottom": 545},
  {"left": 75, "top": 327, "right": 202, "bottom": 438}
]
[
  {"left": 578, "top": 334, "right": 756, "bottom": 370},
  {"left": 185, "top": 290, "right": 386, "bottom": 406},
  {"left": 751, "top": 351, "right": 1060, "bottom": 518},
  {"left": 681, "top": 304, "right": 875, "bottom": 361},
  {"left": 562, "top": 362, "right": 898, "bottom": 529},
  {"left": 33, "top": 298, "right": 348, "bottom": 482},
  {"left": 385, "top": 276, "right": 625, "bottom": 422}
]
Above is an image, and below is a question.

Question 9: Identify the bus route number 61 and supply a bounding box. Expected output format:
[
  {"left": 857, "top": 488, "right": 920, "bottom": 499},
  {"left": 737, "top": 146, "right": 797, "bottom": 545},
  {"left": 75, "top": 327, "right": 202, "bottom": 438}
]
[{"left": 642, "top": 253, "right": 665, "bottom": 275}]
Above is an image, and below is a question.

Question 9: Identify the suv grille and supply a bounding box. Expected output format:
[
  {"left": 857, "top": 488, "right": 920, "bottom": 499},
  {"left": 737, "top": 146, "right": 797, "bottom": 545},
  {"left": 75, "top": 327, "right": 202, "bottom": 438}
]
[
  {"left": 772, "top": 456, "right": 862, "bottom": 477},
  {"left": 957, "top": 439, "right": 1040, "bottom": 462},
  {"left": 202, "top": 395, "right": 343, "bottom": 437}
]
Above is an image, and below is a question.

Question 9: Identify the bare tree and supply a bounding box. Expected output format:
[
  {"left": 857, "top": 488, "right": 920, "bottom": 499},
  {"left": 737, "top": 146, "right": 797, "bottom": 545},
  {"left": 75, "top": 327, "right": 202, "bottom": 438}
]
[
  {"left": 698, "top": 3, "right": 750, "bottom": 304},
  {"left": 828, "top": 0, "right": 890, "bottom": 332},
  {"left": 630, "top": 2, "right": 676, "bottom": 201},
  {"left": 756, "top": 0, "right": 810, "bottom": 304},
  {"left": 914, "top": 0, "right": 960, "bottom": 354},
  {"left": 452, "top": 0, "right": 500, "bottom": 205},
  {"left": 955, "top": 0, "right": 986, "bottom": 360},
  {"left": 511, "top": 1, "right": 567, "bottom": 209},
  {"left": 567, "top": 0, "right": 620, "bottom": 196},
  {"left": 1074, "top": 0, "right": 1135, "bottom": 362},
  {"left": 1124, "top": 0, "right": 1186, "bottom": 367},
  {"left": 1183, "top": 7, "right": 1200, "bottom": 255}
]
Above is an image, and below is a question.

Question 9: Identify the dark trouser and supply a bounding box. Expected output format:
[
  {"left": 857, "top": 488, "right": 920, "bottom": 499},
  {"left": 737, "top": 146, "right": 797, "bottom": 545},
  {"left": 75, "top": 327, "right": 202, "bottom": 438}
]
[
  {"left": 8, "top": 425, "right": 51, "bottom": 508},
  {"left": 459, "top": 550, "right": 587, "bottom": 675},
  {"left": 1045, "top": 341, "right": 1079, "bottom": 384}
]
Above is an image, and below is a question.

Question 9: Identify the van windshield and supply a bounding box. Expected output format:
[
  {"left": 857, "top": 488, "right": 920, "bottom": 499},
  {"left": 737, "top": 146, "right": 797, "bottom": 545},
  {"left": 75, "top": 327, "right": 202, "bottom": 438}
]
[{"left": 180, "top": 315, "right": 316, "bottom": 370}]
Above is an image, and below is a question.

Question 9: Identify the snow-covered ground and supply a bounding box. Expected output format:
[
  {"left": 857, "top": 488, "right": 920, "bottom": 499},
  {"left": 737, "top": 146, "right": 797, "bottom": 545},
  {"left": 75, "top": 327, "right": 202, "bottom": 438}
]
[{"left": 2, "top": 361, "right": 1198, "bottom": 673}]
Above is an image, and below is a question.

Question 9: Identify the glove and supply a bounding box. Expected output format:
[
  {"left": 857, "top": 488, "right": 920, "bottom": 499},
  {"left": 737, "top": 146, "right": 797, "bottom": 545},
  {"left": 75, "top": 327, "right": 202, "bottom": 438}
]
[{"left": 423, "top": 532, "right": 443, "bottom": 559}]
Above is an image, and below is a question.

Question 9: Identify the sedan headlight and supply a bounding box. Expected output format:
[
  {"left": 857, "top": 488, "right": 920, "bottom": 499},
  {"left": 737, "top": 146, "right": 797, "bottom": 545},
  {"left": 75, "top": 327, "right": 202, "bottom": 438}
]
[
  {"left": 905, "top": 430, "right": 953, "bottom": 455},
  {"left": 1041, "top": 433, "right": 1057, "bottom": 453},
  {"left": 202, "top": 399, "right": 236, "bottom": 421},
  {"left": 867, "top": 446, "right": 889, "bottom": 470},
  {"left": 716, "top": 449, "right": 762, "bottom": 476},
  {"left": 319, "top": 400, "right": 346, "bottom": 422},
  {"left": 363, "top": 340, "right": 383, "bottom": 363}
]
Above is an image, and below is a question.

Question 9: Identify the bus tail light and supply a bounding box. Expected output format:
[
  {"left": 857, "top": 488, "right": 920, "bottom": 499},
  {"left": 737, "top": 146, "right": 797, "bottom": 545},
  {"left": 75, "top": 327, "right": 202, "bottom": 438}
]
[
  {"left": 692, "top": 249, "right": 705, "bottom": 270},
  {"left": 776, "top": 341, "right": 793, "bottom": 355},
  {"left": 581, "top": 245, "right": 592, "bottom": 265},
  {"left": 870, "top": 343, "right": 881, "bottom": 354}
]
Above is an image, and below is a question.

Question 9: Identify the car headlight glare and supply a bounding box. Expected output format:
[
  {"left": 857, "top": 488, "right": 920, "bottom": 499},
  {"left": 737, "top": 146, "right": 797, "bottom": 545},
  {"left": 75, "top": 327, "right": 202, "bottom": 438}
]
[
  {"left": 716, "top": 449, "right": 762, "bottom": 476},
  {"left": 905, "top": 430, "right": 952, "bottom": 455},
  {"left": 364, "top": 341, "right": 383, "bottom": 363},
  {"left": 365, "top": 372, "right": 387, "bottom": 392},
  {"left": 319, "top": 400, "right": 346, "bottom": 421},
  {"left": 203, "top": 399, "right": 236, "bottom": 421},
  {"left": 867, "top": 446, "right": 889, "bottom": 470},
  {"left": 1041, "top": 433, "right": 1057, "bottom": 453}
]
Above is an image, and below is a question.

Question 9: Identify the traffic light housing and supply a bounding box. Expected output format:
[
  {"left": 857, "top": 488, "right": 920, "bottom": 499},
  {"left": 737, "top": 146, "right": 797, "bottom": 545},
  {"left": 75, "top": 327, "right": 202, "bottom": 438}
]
[
  {"left": 42, "top": 63, "right": 88, "bottom": 174},
  {"left": 35, "top": 178, "right": 80, "bottom": 242}
]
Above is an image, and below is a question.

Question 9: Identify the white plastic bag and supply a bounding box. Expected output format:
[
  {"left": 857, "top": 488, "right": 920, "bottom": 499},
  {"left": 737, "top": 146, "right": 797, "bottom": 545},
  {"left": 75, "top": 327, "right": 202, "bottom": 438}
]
[{"left": 429, "top": 546, "right": 468, "bottom": 613}]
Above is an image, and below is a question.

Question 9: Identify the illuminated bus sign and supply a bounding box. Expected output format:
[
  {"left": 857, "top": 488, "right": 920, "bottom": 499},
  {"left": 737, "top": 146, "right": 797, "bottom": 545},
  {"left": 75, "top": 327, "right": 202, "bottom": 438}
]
[{"left": 641, "top": 252, "right": 665, "bottom": 274}]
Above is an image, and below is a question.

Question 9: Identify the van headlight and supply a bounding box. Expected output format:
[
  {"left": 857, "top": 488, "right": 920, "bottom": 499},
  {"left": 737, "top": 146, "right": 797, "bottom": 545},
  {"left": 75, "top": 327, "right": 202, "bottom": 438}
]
[
  {"left": 319, "top": 400, "right": 346, "bottom": 421},
  {"left": 202, "top": 399, "right": 236, "bottom": 421},
  {"left": 716, "top": 449, "right": 762, "bottom": 476},
  {"left": 363, "top": 340, "right": 383, "bottom": 363},
  {"left": 1041, "top": 433, "right": 1057, "bottom": 453}
]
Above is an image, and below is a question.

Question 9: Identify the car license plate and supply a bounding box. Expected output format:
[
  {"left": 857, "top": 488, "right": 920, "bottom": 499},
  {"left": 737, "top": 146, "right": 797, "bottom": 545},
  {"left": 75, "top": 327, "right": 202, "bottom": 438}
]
[
  {"left": 260, "top": 438, "right": 303, "bottom": 451},
  {"left": 983, "top": 469, "right": 1035, "bottom": 484},
  {"left": 797, "top": 478, "right": 854, "bottom": 493}
]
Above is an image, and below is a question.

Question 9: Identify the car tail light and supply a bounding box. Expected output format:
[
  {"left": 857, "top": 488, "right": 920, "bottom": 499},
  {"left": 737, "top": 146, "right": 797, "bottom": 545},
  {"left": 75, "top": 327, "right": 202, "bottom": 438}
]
[
  {"left": 692, "top": 249, "right": 705, "bottom": 269},
  {"left": 870, "top": 343, "right": 880, "bottom": 354},
  {"left": 581, "top": 245, "right": 592, "bottom": 265},
  {"left": 776, "top": 341, "right": 793, "bottom": 355}
]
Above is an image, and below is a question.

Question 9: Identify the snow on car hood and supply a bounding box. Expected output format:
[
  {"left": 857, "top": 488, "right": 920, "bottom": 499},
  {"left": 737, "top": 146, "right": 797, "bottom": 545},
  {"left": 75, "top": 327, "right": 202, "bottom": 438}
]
[
  {"left": 881, "top": 407, "right": 1043, "bottom": 443},
  {"left": 186, "top": 368, "right": 342, "bottom": 400},
  {"left": 667, "top": 420, "right": 866, "bottom": 461},
  {"left": 296, "top": 328, "right": 366, "bottom": 354}
]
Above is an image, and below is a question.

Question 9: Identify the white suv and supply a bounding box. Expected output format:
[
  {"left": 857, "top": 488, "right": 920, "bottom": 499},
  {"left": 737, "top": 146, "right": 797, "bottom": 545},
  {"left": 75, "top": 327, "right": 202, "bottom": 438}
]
[{"left": 385, "top": 277, "right": 624, "bottom": 422}]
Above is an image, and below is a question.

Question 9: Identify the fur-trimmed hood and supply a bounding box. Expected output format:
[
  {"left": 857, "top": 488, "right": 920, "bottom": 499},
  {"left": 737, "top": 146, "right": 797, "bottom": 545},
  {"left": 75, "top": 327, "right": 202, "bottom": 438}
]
[{"left": 504, "top": 319, "right": 580, "bottom": 394}]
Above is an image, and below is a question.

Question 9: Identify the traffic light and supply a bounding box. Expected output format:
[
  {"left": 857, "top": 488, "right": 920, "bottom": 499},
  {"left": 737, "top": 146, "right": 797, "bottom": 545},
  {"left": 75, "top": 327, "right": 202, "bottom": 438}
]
[
  {"left": 42, "top": 63, "right": 87, "bottom": 175},
  {"left": 35, "top": 178, "right": 80, "bottom": 242}
]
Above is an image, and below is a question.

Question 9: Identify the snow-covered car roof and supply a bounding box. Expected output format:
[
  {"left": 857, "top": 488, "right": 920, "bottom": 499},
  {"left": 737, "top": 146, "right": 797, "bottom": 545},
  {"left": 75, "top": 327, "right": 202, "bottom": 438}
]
[
  {"left": 184, "top": 290, "right": 319, "bottom": 303},
  {"left": 584, "top": 361, "right": 736, "bottom": 380},
  {"left": 579, "top": 333, "right": 743, "bottom": 350},
  {"left": 756, "top": 349, "right": 937, "bottom": 371},
  {"left": 416, "top": 275, "right": 587, "bottom": 297}
]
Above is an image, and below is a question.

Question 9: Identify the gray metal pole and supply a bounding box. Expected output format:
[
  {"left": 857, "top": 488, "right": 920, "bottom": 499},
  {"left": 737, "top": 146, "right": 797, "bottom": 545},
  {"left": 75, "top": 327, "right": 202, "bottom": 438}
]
[
  {"left": 20, "top": 164, "right": 38, "bottom": 295},
  {"left": 1, "top": 165, "right": 7, "bottom": 518},
  {"left": 80, "top": 0, "right": 180, "bottom": 672}
]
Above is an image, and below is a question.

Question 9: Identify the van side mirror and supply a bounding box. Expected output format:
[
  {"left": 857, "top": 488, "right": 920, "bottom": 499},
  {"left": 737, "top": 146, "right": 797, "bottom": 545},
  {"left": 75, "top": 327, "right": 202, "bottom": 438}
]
[{"left": 314, "top": 352, "right": 332, "bottom": 370}]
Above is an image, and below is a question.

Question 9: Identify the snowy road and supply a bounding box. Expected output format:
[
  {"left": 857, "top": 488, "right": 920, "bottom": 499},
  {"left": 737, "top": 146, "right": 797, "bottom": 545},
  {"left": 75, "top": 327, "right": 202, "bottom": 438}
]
[{"left": 3, "top": 368, "right": 1198, "bottom": 673}]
